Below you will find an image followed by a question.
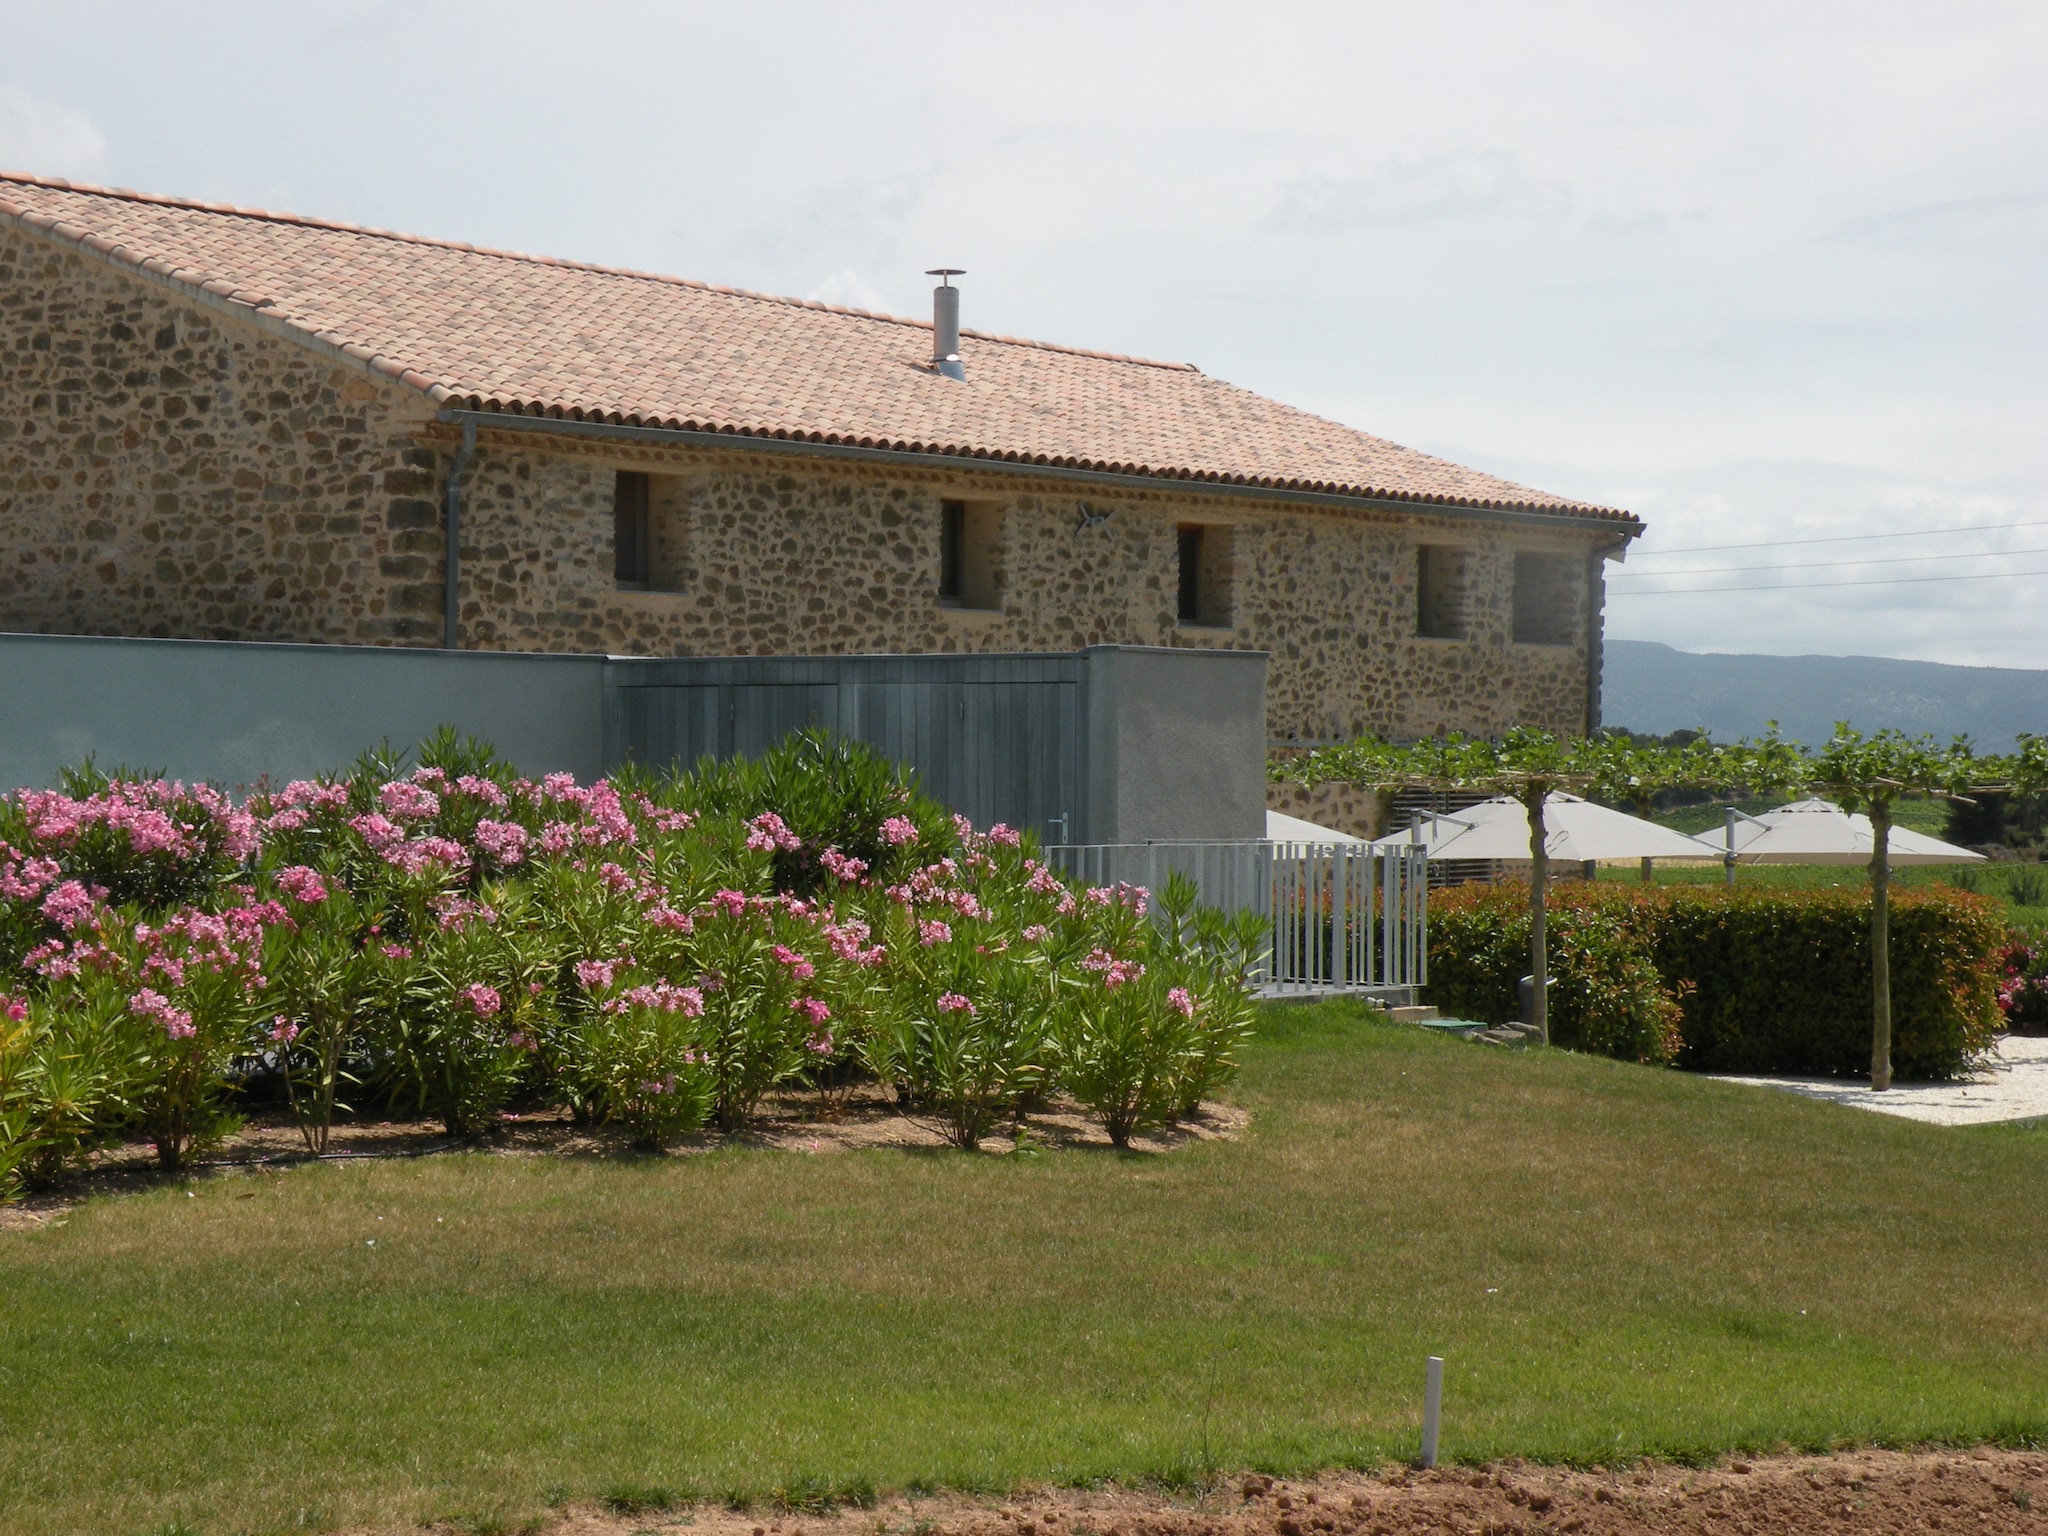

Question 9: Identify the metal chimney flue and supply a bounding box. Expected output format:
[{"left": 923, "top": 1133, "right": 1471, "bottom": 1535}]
[{"left": 926, "top": 268, "right": 966, "bottom": 380}]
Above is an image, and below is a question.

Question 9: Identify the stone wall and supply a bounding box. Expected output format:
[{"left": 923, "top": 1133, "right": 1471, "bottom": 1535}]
[
  {"left": 442, "top": 427, "right": 1608, "bottom": 740},
  {"left": 0, "top": 222, "right": 440, "bottom": 644},
  {"left": 0, "top": 218, "right": 1619, "bottom": 745}
]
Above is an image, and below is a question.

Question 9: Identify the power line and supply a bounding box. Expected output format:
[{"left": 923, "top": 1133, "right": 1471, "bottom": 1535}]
[
  {"left": 1612, "top": 542, "right": 2048, "bottom": 580},
  {"left": 1607, "top": 565, "right": 2048, "bottom": 597},
  {"left": 1631, "top": 516, "right": 2048, "bottom": 557}
]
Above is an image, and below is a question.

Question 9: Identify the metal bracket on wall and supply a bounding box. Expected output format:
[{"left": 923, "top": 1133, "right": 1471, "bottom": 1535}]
[{"left": 1075, "top": 500, "right": 1113, "bottom": 533}]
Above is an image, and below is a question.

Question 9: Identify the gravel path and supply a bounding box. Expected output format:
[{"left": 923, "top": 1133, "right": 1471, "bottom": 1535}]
[{"left": 1711, "top": 1033, "right": 2048, "bottom": 1125}]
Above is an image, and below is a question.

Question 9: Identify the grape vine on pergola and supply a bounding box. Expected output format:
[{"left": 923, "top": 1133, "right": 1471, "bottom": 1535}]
[{"left": 1287, "top": 724, "right": 2039, "bottom": 1087}]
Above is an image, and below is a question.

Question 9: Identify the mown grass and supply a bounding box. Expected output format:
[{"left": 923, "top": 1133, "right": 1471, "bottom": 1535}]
[{"left": 4, "top": 1001, "right": 2047, "bottom": 1534}]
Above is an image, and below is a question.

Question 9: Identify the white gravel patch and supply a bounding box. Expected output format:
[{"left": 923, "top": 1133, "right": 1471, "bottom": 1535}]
[{"left": 1710, "top": 1034, "right": 2048, "bottom": 1125}]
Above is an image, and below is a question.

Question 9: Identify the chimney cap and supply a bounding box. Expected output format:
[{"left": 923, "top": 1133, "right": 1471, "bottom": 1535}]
[{"left": 924, "top": 268, "right": 966, "bottom": 285}]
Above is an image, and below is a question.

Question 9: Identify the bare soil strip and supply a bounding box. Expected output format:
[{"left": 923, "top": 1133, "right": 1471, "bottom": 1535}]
[
  {"left": 504, "top": 1450, "right": 2045, "bottom": 1536},
  {"left": 0, "top": 1090, "right": 1247, "bottom": 1230}
]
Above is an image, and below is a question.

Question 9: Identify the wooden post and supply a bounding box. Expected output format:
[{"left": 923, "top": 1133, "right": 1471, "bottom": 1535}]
[
  {"left": 1870, "top": 800, "right": 1893, "bottom": 1091},
  {"left": 1640, "top": 855, "right": 1654, "bottom": 884}
]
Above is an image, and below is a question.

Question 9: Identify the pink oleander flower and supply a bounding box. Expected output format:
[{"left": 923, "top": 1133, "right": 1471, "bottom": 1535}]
[
  {"left": 129, "top": 987, "right": 196, "bottom": 1040},
  {"left": 1025, "top": 864, "right": 1064, "bottom": 896},
  {"left": 1104, "top": 960, "right": 1146, "bottom": 989},
  {"left": 598, "top": 861, "right": 635, "bottom": 893},
  {"left": 952, "top": 814, "right": 975, "bottom": 840},
  {"left": 936, "top": 991, "right": 975, "bottom": 1015},
  {"left": 1083, "top": 886, "right": 1115, "bottom": 907},
  {"left": 745, "top": 811, "right": 803, "bottom": 853},
  {"left": 40, "top": 879, "right": 103, "bottom": 931},
  {"left": 1021, "top": 924, "right": 1051, "bottom": 943},
  {"left": 818, "top": 846, "right": 868, "bottom": 882},
  {"left": 537, "top": 820, "right": 578, "bottom": 855},
  {"left": 454, "top": 774, "right": 509, "bottom": 808},
  {"left": 919, "top": 919, "right": 952, "bottom": 947},
  {"left": 640, "top": 1074, "right": 677, "bottom": 1096},
  {"left": 275, "top": 865, "right": 329, "bottom": 905},
  {"left": 349, "top": 811, "right": 406, "bottom": 853},
  {"left": 472, "top": 818, "right": 530, "bottom": 864},
  {"left": 507, "top": 1030, "right": 538, "bottom": 1052},
  {"left": 645, "top": 903, "right": 693, "bottom": 933},
  {"left": 460, "top": 983, "right": 502, "bottom": 1017},
  {"left": 1167, "top": 987, "right": 1197, "bottom": 1018},
  {"left": 790, "top": 996, "right": 831, "bottom": 1027},
  {"left": 880, "top": 815, "right": 919, "bottom": 847},
  {"left": 772, "top": 944, "right": 817, "bottom": 981},
  {"left": 379, "top": 780, "right": 441, "bottom": 821},
  {"left": 614, "top": 982, "right": 705, "bottom": 1016},
  {"left": 380, "top": 943, "right": 413, "bottom": 960},
  {"left": 709, "top": 889, "right": 749, "bottom": 918},
  {"left": 1, "top": 996, "right": 26, "bottom": 1024},
  {"left": 806, "top": 1030, "right": 835, "bottom": 1056},
  {"left": 575, "top": 957, "right": 620, "bottom": 991},
  {"left": 985, "top": 823, "right": 1023, "bottom": 848},
  {"left": 268, "top": 1016, "right": 302, "bottom": 1045},
  {"left": 540, "top": 771, "right": 583, "bottom": 802},
  {"left": 0, "top": 852, "right": 62, "bottom": 903}
]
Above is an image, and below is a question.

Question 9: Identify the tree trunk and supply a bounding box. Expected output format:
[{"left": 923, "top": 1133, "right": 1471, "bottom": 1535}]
[
  {"left": 1526, "top": 789, "right": 1550, "bottom": 1046},
  {"left": 1870, "top": 801, "right": 1893, "bottom": 1091}
]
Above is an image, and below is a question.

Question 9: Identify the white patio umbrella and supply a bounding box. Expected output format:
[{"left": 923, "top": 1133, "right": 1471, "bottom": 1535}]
[
  {"left": 1699, "top": 798, "right": 1985, "bottom": 866},
  {"left": 1266, "top": 809, "right": 1366, "bottom": 845},
  {"left": 1370, "top": 793, "right": 1714, "bottom": 863}
]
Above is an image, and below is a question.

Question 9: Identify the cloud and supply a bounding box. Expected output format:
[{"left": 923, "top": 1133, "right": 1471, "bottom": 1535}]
[
  {"left": 1819, "top": 194, "right": 2048, "bottom": 249},
  {"left": 805, "top": 269, "right": 892, "bottom": 313},
  {"left": 1266, "top": 150, "right": 1570, "bottom": 233},
  {"left": 0, "top": 84, "right": 107, "bottom": 180},
  {"left": 734, "top": 175, "right": 928, "bottom": 278}
]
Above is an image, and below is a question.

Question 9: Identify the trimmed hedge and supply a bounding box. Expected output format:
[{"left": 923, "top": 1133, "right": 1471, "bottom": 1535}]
[{"left": 1427, "top": 881, "right": 2004, "bottom": 1079}]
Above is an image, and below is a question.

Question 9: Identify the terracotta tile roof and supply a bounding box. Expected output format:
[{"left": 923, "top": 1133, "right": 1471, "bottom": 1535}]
[{"left": 0, "top": 171, "right": 1633, "bottom": 523}]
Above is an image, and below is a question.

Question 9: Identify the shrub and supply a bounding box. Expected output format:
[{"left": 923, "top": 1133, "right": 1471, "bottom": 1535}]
[
  {"left": 1997, "top": 937, "right": 2048, "bottom": 1034},
  {"left": 1427, "top": 881, "right": 2003, "bottom": 1078},
  {"left": 0, "top": 732, "right": 1262, "bottom": 1197}
]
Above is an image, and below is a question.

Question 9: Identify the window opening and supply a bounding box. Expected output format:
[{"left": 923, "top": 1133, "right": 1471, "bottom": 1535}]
[
  {"left": 1416, "top": 545, "right": 1467, "bottom": 639},
  {"left": 1177, "top": 526, "right": 1203, "bottom": 623},
  {"left": 939, "top": 499, "right": 965, "bottom": 601},
  {"left": 613, "top": 470, "right": 650, "bottom": 587},
  {"left": 1512, "top": 551, "right": 1579, "bottom": 645}
]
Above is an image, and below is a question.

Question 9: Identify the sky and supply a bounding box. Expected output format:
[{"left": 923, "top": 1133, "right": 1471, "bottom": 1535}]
[{"left": 2, "top": 1, "right": 2043, "bottom": 668}]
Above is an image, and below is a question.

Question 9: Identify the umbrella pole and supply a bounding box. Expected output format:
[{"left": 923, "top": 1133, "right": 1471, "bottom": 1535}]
[
  {"left": 1870, "top": 802, "right": 1893, "bottom": 1091},
  {"left": 1724, "top": 806, "right": 1737, "bottom": 887},
  {"left": 1526, "top": 789, "right": 1549, "bottom": 1047}
]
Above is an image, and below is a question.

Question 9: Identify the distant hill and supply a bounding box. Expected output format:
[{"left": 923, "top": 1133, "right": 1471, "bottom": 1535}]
[{"left": 1601, "top": 639, "right": 2048, "bottom": 749}]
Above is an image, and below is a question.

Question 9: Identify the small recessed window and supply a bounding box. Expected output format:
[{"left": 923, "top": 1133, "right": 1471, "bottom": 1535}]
[
  {"left": 1416, "top": 545, "right": 1468, "bottom": 639},
  {"left": 1512, "top": 551, "right": 1580, "bottom": 646},
  {"left": 1176, "top": 522, "right": 1233, "bottom": 627},
  {"left": 937, "top": 498, "right": 1003, "bottom": 610},
  {"left": 613, "top": 471, "right": 650, "bottom": 587}
]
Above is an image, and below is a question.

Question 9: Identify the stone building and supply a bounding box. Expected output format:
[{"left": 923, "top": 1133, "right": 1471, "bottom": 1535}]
[{"left": 0, "top": 170, "right": 1641, "bottom": 751}]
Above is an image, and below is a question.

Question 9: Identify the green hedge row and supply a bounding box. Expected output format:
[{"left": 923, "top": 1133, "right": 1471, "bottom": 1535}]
[{"left": 1426, "top": 882, "right": 2004, "bottom": 1078}]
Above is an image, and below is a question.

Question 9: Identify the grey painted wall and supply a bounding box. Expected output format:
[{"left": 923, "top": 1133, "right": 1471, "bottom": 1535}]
[
  {"left": 0, "top": 632, "right": 606, "bottom": 789},
  {"left": 0, "top": 633, "right": 1267, "bottom": 843},
  {"left": 1080, "top": 646, "right": 1268, "bottom": 843}
]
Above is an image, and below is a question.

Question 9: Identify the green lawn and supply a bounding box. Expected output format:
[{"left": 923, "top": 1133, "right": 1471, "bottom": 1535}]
[{"left": 4, "top": 1002, "right": 2048, "bottom": 1534}]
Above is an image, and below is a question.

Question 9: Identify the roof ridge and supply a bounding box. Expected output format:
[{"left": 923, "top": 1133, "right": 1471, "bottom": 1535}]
[{"left": 0, "top": 169, "right": 1200, "bottom": 373}]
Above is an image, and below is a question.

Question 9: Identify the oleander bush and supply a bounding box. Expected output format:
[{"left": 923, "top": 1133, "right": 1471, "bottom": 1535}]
[
  {"left": 1428, "top": 880, "right": 2003, "bottom": 1077},
  {"left": 1999, "top": 935, "right": 2048, "bottom": 1034},
  {"left": 0, "top": 731, "right": 1263, "bottom": 1198}
]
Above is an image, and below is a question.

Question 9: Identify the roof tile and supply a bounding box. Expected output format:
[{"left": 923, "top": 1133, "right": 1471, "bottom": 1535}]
[{"left": 0, "top": 170, "right": 1632, "bottom": 522}]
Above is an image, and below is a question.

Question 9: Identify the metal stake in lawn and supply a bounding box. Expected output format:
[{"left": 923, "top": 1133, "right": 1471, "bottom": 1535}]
[{"left": 1420, "top": 1355, "right": 1444, "bottom": 1469}]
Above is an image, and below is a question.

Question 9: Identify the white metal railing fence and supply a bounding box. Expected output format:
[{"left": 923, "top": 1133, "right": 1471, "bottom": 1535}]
[{"left": 1043, "top": 840, "right": 1427, "bottom": 991}]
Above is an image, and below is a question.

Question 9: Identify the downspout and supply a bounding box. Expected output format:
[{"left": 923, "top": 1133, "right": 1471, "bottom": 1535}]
[
  {"left": 443, "top": 421, "right": 477, "bottom": 650},
  {"left": 1585, "top": 534, "right": 1635, "bottom": 735}
]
